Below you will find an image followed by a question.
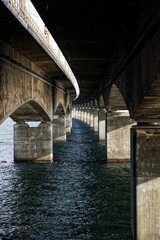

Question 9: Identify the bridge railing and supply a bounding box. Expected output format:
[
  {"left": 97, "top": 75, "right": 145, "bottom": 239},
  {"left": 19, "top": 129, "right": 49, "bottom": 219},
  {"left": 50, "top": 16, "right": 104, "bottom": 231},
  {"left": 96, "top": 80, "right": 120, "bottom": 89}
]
[{"left": 5, "top": 0, "right": 79, "bottom": 98}]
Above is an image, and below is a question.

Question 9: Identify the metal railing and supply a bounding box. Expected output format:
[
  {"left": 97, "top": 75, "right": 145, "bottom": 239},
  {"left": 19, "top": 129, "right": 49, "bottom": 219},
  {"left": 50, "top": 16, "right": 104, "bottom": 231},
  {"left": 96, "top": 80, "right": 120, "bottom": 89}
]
[{"left": 4, "top": 0, "right": 80, "bottom": 98}]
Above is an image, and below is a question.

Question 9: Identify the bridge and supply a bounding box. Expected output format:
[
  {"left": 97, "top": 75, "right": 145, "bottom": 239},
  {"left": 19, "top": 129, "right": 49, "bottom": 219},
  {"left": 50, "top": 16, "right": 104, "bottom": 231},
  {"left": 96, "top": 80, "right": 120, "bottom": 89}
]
[{"left": 1, "top": 0, "right": 160, "bottom": 239}]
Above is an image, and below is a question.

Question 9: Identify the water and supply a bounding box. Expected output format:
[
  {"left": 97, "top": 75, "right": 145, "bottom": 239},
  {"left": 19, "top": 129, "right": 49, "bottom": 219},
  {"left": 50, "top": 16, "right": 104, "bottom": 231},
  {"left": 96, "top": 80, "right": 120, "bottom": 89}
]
[{"left": 0, "top": 118, "right": 131, "bottom": 240}]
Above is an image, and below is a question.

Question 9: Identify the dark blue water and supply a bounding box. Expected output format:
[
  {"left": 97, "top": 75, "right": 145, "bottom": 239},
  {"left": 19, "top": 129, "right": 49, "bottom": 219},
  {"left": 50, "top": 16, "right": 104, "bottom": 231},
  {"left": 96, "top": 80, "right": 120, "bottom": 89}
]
[{"left": 0, "top": 118, "right": 131, "bottom": 240}]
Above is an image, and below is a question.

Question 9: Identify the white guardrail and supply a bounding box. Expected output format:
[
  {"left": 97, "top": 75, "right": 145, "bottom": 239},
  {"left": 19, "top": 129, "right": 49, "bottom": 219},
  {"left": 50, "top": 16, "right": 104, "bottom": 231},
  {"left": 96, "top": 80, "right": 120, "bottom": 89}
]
[{"left": 2, "top": 0, "right": 80, "bottom": 99}]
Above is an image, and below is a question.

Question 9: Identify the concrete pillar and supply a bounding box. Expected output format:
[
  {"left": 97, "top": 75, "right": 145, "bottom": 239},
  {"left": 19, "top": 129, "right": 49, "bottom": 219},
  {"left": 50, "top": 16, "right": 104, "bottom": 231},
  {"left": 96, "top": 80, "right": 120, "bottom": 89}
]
[
  {"left": 84, "top": 110, "right": 87, "bottom": 123},
  {"left": 79, "top": 110, "right": 82, "bottom": 121},
  {"left": 87, "top": 111, "right": 90, "bottom": 125},
  {"left": 93, "top": 109, "right": 99, "bottom": 133},
  {"left": 70, "top": 115, "right": 72, "bottom": 128},
  {"left": 76, "top": 110, "right": 78, "bottom": 119},
  {"left": 78, "top": 110, "right": 81, "bottom": 120},
  {"left": 66, "top": 113, "right": 71, "bottom": 133},
  {"left": 81, "top": 111, "right": 84, "bottom": 122},
  {"left": 131, "top": 124, "right": 160, "bottom": 240},
  {"left": 107, "top": 111, "right": 135, "bottom": 162},
  {"left": 72, "top": 108, "right": 76, "bottom": 118},
  {"left": 52, "top": 115, "right": 66, "bottom": 142},
  {"left": 75, "top": 109, "right": 78, "bottom": 119},
  {"left": 90, "top": 111, "right": 94, "bottom": 128},
  {"left": 14, "top": 122, "right": 53, "bottom": 163},
  {"left": 98, "top": 109, "right": 106, "bottom": 141}
]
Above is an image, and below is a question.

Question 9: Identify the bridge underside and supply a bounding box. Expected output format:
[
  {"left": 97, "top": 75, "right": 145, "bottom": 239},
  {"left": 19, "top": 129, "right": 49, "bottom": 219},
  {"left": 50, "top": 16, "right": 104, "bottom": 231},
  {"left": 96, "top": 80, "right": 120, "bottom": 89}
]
[{"left": 1, "top": 0, "right": 160, "bottom": 239}]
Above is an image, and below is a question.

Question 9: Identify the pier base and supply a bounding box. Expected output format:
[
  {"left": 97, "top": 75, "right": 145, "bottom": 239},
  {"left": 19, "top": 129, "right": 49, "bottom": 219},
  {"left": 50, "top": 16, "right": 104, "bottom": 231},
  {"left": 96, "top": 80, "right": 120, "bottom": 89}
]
[
  {"left": 14, "top": 122, "right": 53, "bottom": 163},
  {"left": 131, "top": 125, "right": 160, "bottom": 240}
]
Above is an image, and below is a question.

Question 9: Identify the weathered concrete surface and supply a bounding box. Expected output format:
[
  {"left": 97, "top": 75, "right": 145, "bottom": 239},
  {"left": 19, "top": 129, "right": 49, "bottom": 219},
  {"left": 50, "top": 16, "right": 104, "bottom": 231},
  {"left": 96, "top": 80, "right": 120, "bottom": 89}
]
[
  {"left": 52, "top": 115, "right": 66, "bottom": 142},
  {"left": 98, "top": 110, "right": 106, "bottom": 141},
  {"left": 84, "top": 111, "right": 87, "bottom": 123},
  {"left": 72, "top": 108, "right": 75, "bottom": 118},
  {"left": 81, "top": 111, "right": 84, "bottom": 121},
  {"left": 66, "top": 113, "right": 71, "bottom": 133},
  {"left": 0, "top": 42, "right": 53, "bottom": 123},
  {"left": 87, "top": 111, "right": 90, "bottom": 125},
  {"left": 93, "top": 109, "right": 98, "bottom": 133},
  {"left": 14, "top": 122, "right": 53, "bottom": 163},
  {"left": 78, "top": 110, "right": 81, "bottom": 120},
  {"left": 131, "top": 125, "right": 160, "bottom": 240},
  {"left": 90, "top": 111, "right": 94, "bottom": 128},
  {"left": 134, "top": 72, "right": 160, "bottom": 122},
  {"left": 107, "top": 111, "right": 135, "bottom": 162},
  {"left": 107, "top": 84, "right": 127, "bottom": 111},
  {"left": 75, "top": 110, "right": 79, "bottom": 119}
]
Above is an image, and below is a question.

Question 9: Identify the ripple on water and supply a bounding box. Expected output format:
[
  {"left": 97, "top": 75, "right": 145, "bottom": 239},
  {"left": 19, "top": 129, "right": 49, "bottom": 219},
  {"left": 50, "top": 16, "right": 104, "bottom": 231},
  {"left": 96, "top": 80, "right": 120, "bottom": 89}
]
[{"left": 0, "top": 119, "right": 131, "bottom": 239}]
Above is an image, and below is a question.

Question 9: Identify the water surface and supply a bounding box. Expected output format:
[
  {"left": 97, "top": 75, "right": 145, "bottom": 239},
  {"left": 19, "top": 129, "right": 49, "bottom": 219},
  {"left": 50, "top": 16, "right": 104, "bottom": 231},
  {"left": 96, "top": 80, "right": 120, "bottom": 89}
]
[{"left": 0, "top": 118, "right": 131, "bottom": 239}]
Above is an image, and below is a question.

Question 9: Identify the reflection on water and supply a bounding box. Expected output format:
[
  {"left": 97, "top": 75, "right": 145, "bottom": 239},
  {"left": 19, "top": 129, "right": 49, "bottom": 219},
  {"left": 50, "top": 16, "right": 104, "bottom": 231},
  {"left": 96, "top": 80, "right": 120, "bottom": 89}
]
[{"left": 0, "top": 118, "right": 131, "bottom": 239}]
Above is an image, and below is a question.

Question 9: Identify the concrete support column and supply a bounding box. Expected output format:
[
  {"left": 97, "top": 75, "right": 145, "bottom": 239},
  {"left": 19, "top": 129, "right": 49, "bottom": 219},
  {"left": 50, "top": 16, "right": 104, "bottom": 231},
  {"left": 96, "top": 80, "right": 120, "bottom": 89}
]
[
  {"left": 76, "top": 110, "right": 79, "bottom": 119},
  {"left": 14, "top": 122, "right": 53, "bottom": 163},
  {"left": 81, "top": 111, "right": 84, "bottom": 122},
  {"left": 87, "top": 111, "right": 90, "bottom": 125},
  {"left": 70, "top": 115, "right": 72, "bottom": 128},
  {"left": 84, "top": 110, "right": 87, "bottom": 123},
  {"left": 78, "top": 110, "right": 81, "bottom": 120},
  {"left": 72, "top": 108, "right": 76, "bottom": 118},
  {"left": 52, "top": 115, "right": 66, "bottom": 142},
  {"left": 93, "top": 109, "right": 99, "bottom": 133},
  {"left": 90, "top": 111, "right": 94, "bottom": 128},
  {"left": 66, "top": 113, "right": 71, "bottom": 133},
  {"left": 98, "top": 109, "right": 106, "bottom": 141},
  {"left": 107, "top": 111, "right": 135, "bottom": 162},
  {"left": 75, "top": 110, "right": 79, "bottom": 119},
  {"left": 131, "top": 124, "right": 160, "bottom": 240}
]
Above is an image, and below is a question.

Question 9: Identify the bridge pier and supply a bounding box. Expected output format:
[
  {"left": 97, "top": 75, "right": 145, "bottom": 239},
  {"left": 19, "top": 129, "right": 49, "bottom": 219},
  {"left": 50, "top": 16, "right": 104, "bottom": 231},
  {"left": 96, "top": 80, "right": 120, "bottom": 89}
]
[
  {"left": 75, "top": 109, "right": 79, "bottom": 119},
  {"left": 78, "top": 109, "right": 80, "bottom": 120},
  {"left": 14, "top": 122, "right": 53, "bottom": 163},
  {"left": 90, "top": 110, "right": 94, "bottom": 128},
  {"left": 87, "top": 110, "right": 90, "bottom": 125},
  {"left": 131, "top": 124, "right": 160, "bottom": 240},
  {"left": 66, "top": 113, "right": 71, "bottom": 133},
  {"left": 72, "top": 108, "right": 76, "bottom": 118},
  {"left": 98, "top": 109, "right": 106, "bottom": 141},
  {"left": 52, "top": 115, "right": 66, "bottom": 142},
  {"left": 84, "top": 110, "right": 87, "bottom": 123},
  {"left": 107, "top": 111, "right": 135, "bottom": 162},
  {"left": 81, "top": 110, "right": 84, "bottom": 122},
  {"left": 93, "top": 109, "right": 99, "bottom": 133}
]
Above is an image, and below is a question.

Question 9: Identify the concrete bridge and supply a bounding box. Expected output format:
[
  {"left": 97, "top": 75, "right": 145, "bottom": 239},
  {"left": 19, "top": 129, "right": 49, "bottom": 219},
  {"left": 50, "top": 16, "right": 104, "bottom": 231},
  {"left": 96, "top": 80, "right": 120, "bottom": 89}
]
[{"left": 1, "top": 0, "right": 160, "bottom": 239}]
